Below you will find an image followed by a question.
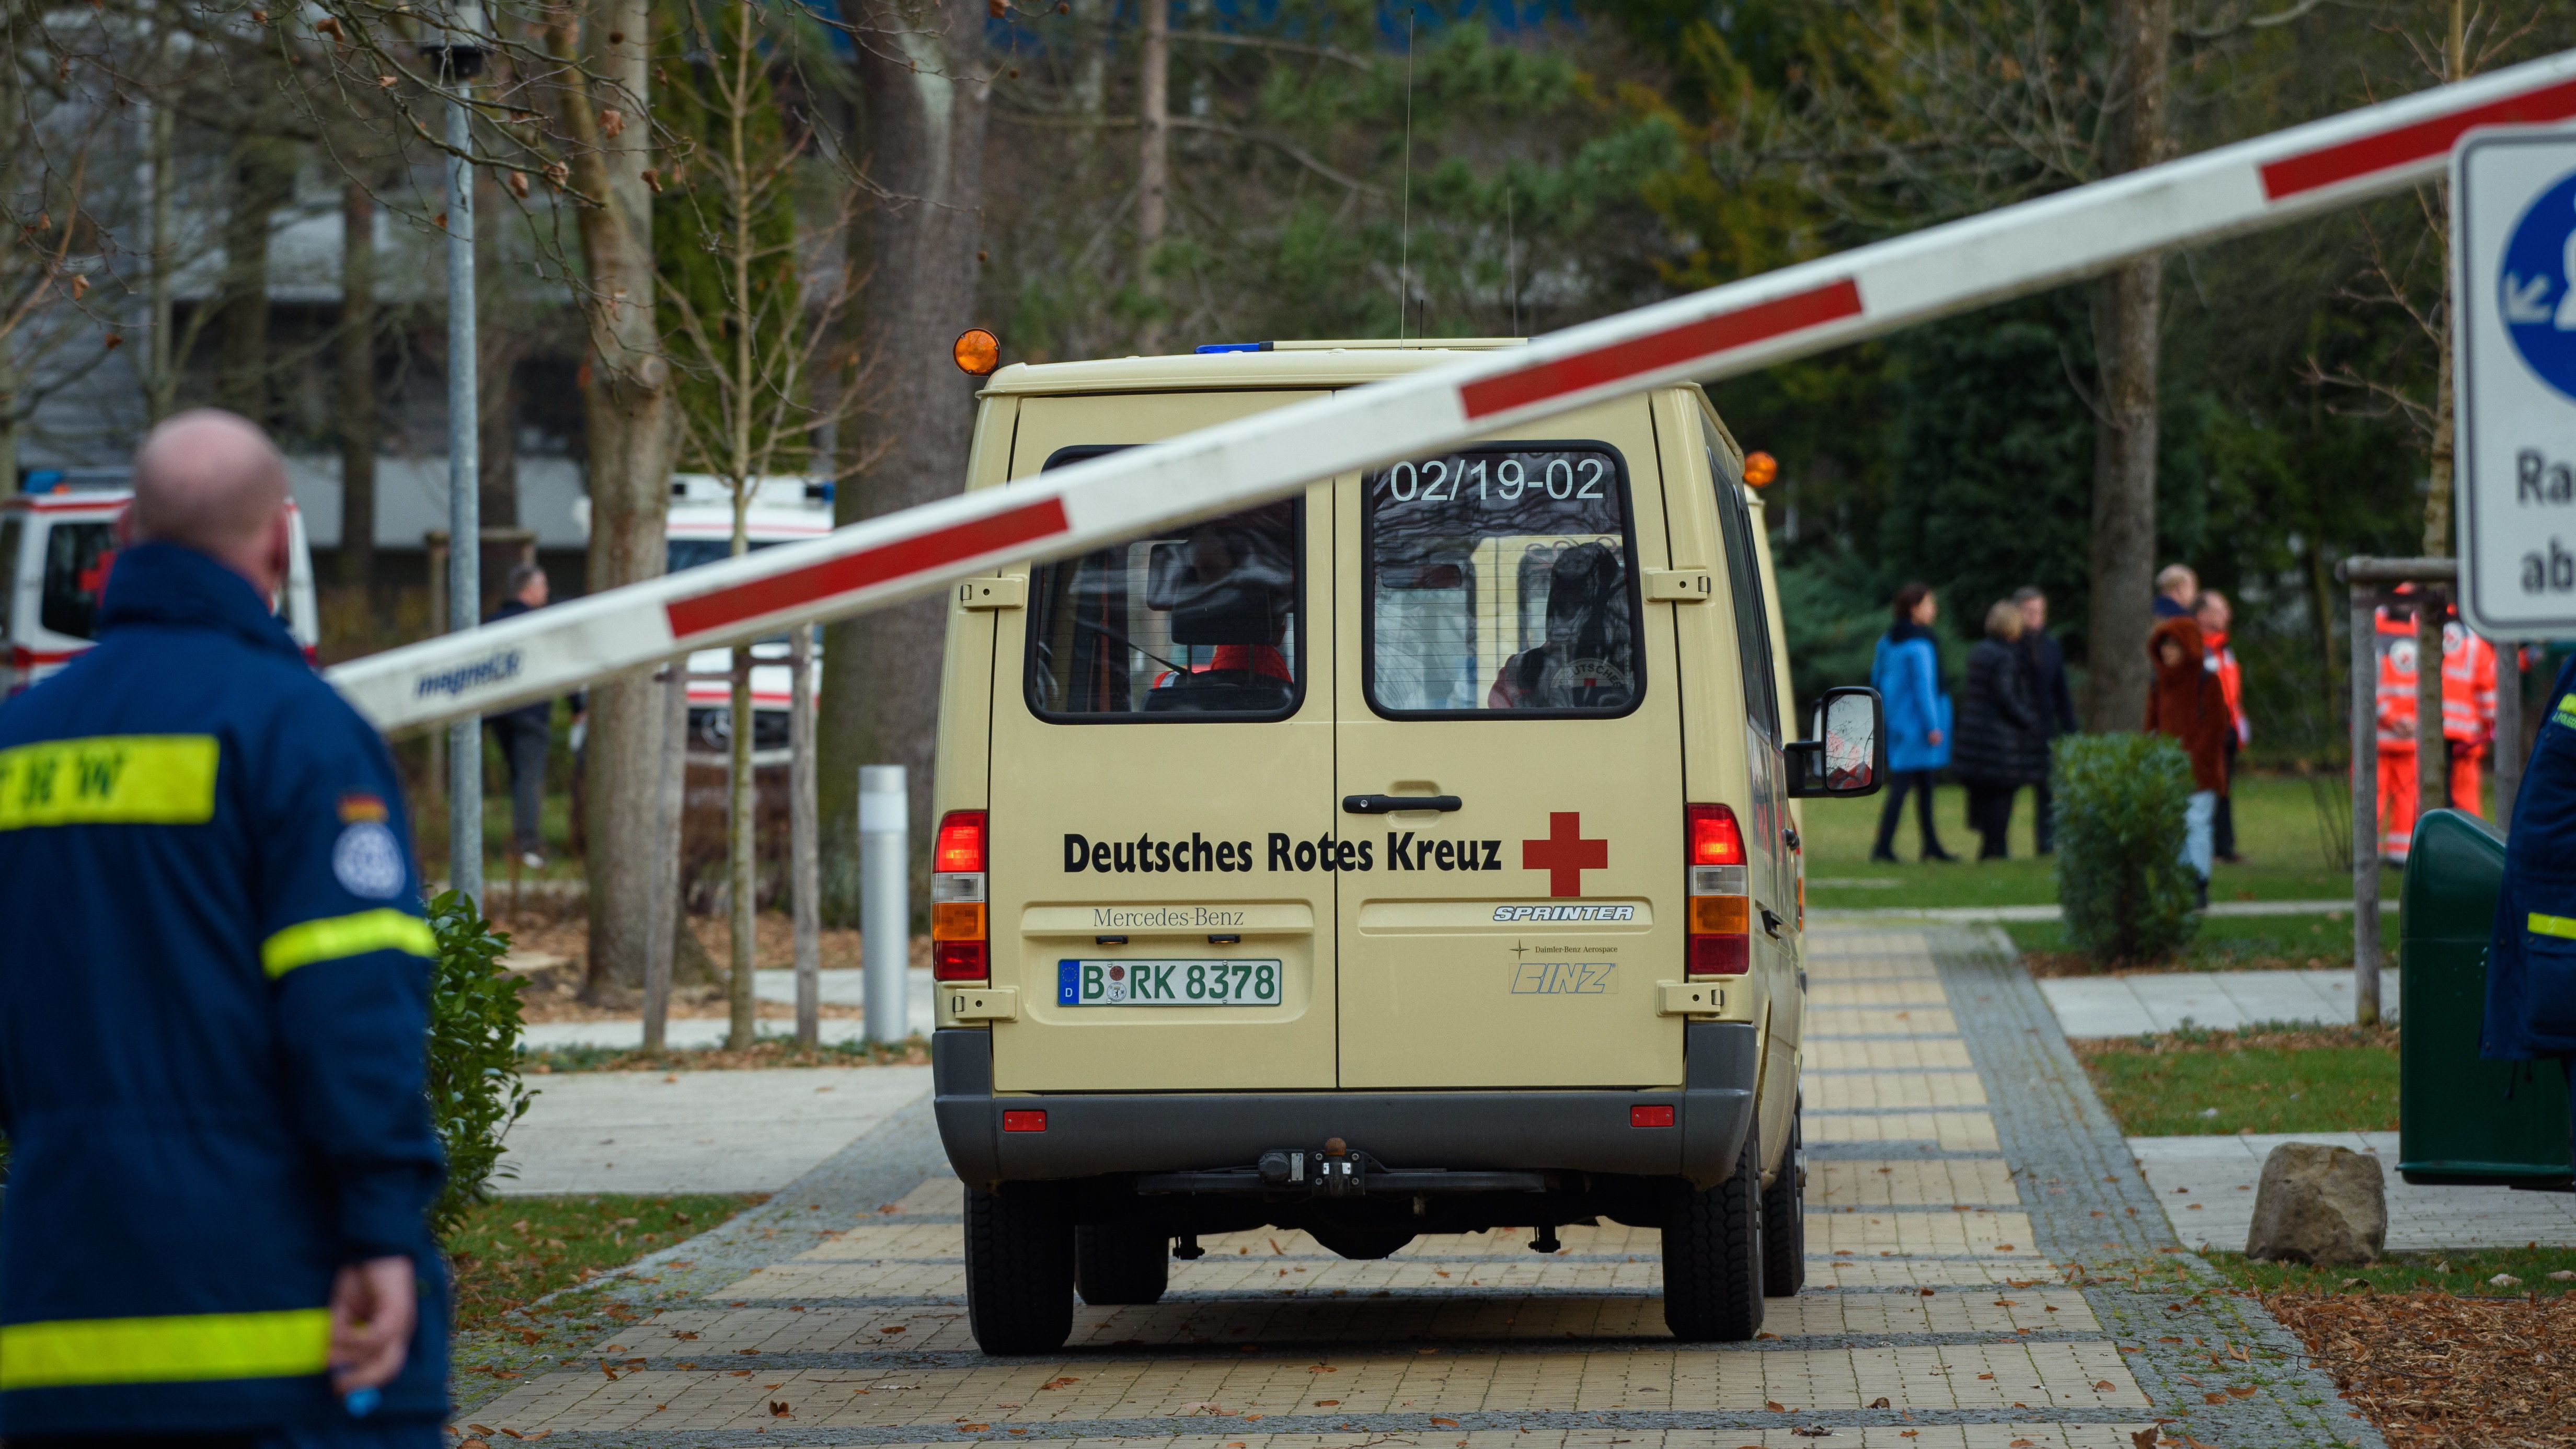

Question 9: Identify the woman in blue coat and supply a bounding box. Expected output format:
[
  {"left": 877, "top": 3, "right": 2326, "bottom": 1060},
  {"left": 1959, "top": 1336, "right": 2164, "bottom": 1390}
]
[{"left": 1870, "top": 582, "right": 1957, "bottom": 862}]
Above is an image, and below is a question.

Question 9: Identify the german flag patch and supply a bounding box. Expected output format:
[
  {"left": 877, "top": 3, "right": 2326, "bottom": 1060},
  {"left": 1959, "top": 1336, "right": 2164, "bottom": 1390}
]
[{"left": 337, "top": 792, "right": 390, "bottom": 824}]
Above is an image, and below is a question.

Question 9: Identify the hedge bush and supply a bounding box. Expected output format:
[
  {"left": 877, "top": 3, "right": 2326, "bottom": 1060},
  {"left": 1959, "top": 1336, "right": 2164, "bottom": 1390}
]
[
  {"left": 2054, "top": 732, "right": 2201, "bottom": 965},
  {"left": 426, "top": 889, "right": 534, "bottom": 1239}
]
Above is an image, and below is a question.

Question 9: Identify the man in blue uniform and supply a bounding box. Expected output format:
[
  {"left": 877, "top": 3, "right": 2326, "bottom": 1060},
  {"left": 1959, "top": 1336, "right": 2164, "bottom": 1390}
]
[
  {"left": 2484, "top": 648, "right": 2576, "bottom": 1174},
  {"left": 0, "top": 411, "right": 446, "bottom": 1444}
]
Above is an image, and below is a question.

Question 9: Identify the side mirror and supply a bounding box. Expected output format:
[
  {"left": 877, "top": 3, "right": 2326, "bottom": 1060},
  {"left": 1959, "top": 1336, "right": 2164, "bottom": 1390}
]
[{"left": 1786, "top": 685, "right": 1885, "bottom": 798}]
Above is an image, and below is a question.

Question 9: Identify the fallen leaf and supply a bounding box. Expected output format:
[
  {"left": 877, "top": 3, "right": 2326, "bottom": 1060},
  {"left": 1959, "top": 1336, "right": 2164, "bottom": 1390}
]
[
  {"left": 2130, "top": 1432, "right": 2159, "bottom": 1449},
  {"left": 2094, "top": 1380, "right": 2116, "bottom": 1390},
  {"left": 1765, "top": 1400, "right": 1786, "bottom": 1412},
  {"left": 881, "top": 1326, "right": 907, "bottom": 1335},
  {"left": 768, "top": 1401, "right": 791, "bottom": 1418},
  {"left": 671, "top": 1331, "right": 698, "bottom": 1340},
  {"left": 2227, "top": 1385, "right": 2257, "bottom": 1398},
  {"left": 1869, "top": 1396, "right": 1891, "bottom": 1408},
  {"left": 1432, "top": 1418, "right": 1459, "bottom": 1427},
  {"left": 1976, "top": 1373, "right": 1995, "bottom": 1381},
  {"left": 1314, "top": 1401, "right": 1340, "bottom": 1408}
]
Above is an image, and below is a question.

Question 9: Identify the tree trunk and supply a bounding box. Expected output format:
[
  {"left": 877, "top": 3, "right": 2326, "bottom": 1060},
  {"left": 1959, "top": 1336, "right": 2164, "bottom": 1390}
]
[
  {"left": 1136, "top": 0, "right": 1170, "bottom": 352},
  {"left": 338, "top": 182, "right": 379, "bottom": 590},
  {"left": 559, "top": 0, "right": 676, "bottom": 997},
  {"left": 218, "top": 140, "right": 294, "bottom": 426},
  {"left": 146, "top": 61, "right": 178, "bottom": 426},
  {"left": 476, "top": 169, "right": 522, "bottom": 535},
  {"left": 818, "top": 0, "right": 993, "bottom": 895},
  {"left": 2416, "top": 0, "right": 2467, "bottom": 829},
  {"left": 2080, "top": 0, "right": 2170, "bottom": 733}
]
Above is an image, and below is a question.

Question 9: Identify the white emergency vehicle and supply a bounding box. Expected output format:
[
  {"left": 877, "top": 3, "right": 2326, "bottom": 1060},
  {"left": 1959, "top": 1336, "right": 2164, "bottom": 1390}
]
[
  {"left": 664, "top": 474, "right": 831, "bottom": 760},
  {"left": 3, "top": 473, "right": 320, "bottom": 697}
]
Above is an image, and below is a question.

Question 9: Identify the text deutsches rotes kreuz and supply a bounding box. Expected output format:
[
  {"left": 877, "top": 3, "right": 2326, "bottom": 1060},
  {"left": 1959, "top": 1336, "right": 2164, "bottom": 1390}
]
[{"left": 1062, "top": 830, "right": 1500, "bottom": 875}]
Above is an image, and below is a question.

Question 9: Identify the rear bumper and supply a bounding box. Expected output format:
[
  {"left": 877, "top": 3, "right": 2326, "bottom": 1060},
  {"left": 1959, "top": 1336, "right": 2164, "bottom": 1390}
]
[{"left": 932, "top": 1021, "right": 1758, "bottom": 1191}]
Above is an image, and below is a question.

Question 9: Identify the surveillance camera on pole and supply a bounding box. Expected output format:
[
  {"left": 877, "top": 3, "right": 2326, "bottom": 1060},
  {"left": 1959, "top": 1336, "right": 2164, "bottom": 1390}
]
[{"left": 411, "top": 0, "right": 488, "bottom": 899}]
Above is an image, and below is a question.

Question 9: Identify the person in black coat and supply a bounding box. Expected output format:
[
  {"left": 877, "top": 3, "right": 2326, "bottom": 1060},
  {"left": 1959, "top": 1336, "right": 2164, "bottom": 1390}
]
[
  {"left": 1952, "top": 599, "right": 2045, "bottom": 859},
  {"left": 2012, "top": 586, "right": 2078, "bottom": 853}
]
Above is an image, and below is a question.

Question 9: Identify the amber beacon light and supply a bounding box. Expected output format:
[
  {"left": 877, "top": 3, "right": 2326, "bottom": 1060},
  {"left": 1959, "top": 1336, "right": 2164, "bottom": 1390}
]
[
  {"left": 953, "top": 328, "right": 1002, "bottom": 376},
  {"left": 1742, "top": 451, "right": 1778, "bottom": 488}
]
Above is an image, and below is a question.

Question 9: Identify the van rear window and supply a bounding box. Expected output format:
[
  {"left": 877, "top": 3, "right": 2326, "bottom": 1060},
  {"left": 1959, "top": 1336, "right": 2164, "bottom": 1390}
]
[
  {"left": 1024, "top": 477, "right": 1303, "bottom": 722},
  {"left": 1363, "top": 444, "right": 1641, "bottom": 718}
]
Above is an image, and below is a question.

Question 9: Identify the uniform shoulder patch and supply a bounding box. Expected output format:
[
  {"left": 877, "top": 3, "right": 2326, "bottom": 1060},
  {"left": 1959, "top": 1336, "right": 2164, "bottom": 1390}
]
[
  {"left": 332, "top": 820, "right": 407, "bottom": 899},
  {"left": 337, "top": 791, "right": 389, "bottom": 824}
]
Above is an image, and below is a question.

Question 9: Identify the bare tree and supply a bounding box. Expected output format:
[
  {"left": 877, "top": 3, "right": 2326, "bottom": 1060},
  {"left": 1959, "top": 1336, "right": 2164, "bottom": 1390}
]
[
  {"left": 657, "top": 0, "right": 873, "bottom": 1048},
  {"left": 2086, "top": 0, "right": 2173, "bottom": 733}
]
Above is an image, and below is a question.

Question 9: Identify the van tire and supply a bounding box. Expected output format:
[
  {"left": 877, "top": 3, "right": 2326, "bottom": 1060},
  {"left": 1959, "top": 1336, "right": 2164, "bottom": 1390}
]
[
  {"left": 1661, "top": 1127, "right": 1765, "bottom": 1341},
  {"left": 964, "top": 1184, "right": 1075, "bottom": 1354},
  {"left": 1761, "top": 1095, "right": 1806, "bottom": 1297},
  {"left": 1075, "top": 1225, "right": 1171, "bottom": 1305}
]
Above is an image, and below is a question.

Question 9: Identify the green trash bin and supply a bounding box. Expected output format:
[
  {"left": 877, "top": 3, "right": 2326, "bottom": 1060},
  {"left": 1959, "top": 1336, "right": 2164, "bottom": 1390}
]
[{"left": 2397, "top": 807, "right": 2574, "bottom": 1187}]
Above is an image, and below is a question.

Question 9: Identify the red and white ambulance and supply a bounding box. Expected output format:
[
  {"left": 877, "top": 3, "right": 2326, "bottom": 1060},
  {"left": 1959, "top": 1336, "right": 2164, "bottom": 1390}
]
[{"left": 2, "top": 473, "right": 320, "bottom": 697}]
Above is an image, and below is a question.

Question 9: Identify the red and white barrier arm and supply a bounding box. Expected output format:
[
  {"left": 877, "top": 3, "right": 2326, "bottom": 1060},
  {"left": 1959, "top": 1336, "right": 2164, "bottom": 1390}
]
[{"left": 331, "top": 50, "right": 2576, "bottom": 734}]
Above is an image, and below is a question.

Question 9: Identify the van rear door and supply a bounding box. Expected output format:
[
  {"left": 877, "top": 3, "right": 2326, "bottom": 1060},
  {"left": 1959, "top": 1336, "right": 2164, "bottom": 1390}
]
[
  {"left": 984, "top": 391, "right": 1340, "bottom": 1092},
  {"left": 1333, "top": 402, "right": 1687, "bottom": 1089}
]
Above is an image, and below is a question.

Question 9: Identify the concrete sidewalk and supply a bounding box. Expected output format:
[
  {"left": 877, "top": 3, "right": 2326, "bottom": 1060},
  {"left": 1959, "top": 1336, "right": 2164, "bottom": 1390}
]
[
  {"left": 2040, "top": 968, "right": 2392, "bottom": 1036},
  {"left": 518, "top": 965, "right": 936, "bottom": 1051},
  {"left": 2130, "top": 1131, "right": 2576, "bottom": 1252},
  {"left": 497, "top": 1064, "right": 932, "bottom": 1195}
]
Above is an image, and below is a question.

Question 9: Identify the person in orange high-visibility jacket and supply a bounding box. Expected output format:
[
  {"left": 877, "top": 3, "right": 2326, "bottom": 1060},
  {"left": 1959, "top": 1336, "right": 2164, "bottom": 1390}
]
[
  {"left": 2376, "top": 602, "right": 2423, "bottom": 863},
  {"left": 2441, "top": 613, "right": 2498, "bottom": 819}
]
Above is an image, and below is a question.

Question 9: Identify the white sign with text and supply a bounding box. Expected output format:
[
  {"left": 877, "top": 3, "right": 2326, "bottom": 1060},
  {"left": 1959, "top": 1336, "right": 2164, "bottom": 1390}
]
[{"left": 2457, "top": 126, "right": 2576, "bottom": 637}]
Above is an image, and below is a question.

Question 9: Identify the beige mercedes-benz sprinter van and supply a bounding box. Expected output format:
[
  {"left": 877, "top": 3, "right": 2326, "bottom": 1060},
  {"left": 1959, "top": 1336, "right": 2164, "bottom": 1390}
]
[{"left": 926, "top": 340, "right": 1885, "bottom": 1353}]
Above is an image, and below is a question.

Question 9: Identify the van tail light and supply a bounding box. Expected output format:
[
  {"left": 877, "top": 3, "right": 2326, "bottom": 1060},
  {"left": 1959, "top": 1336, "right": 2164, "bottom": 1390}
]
[
  {"left": 1686, "top": 803, "right": 1749, "bottom": 978},
  {"left": 932, "top": 810, "right": 989, "bottom": 983}
]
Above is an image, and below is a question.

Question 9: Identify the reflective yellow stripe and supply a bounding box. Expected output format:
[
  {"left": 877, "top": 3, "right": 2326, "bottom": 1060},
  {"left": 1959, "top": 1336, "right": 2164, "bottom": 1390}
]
[
  {"left": 0, "top": 1307, "right": 329, "bottom": 1389},
  {"left": 2555, "top": 694, "right": 2576, "bottom": 726},
  {"left": 2529, "top": 912, "right": 2576, "bottom": 941},
  {"left": 0, "top": 735, "right": 217, "bottom": 832},
  {"left": 261, "top": 908, "right": 435, "bottom": 978}
]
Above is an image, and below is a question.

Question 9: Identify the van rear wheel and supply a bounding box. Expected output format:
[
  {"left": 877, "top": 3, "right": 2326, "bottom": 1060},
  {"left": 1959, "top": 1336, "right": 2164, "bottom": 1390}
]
[
  {"left": 1075, "top": 1224, "right": 1171, "bottom": 1305},
  {"left": 1662, "top": 1125, "right": 1765, "bottom": 1341},
  {"left": 1762, "top": 1096, "right": 1806, "bottom": 1297},
  {"left": 964, "top": 1185, "right": 1075, "bottom": 1353}
]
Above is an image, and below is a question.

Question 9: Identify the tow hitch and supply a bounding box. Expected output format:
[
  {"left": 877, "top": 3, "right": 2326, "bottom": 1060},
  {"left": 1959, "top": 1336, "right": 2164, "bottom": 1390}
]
[{"left": 1134, "top": 1135, "right": 1549, "bottom": 1197}]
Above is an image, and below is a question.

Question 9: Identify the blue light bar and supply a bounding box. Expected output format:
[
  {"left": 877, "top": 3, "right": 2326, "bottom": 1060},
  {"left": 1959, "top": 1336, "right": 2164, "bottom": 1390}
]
[{"left": 1193, "top": 342, "right": 1273, "bottom": 354}]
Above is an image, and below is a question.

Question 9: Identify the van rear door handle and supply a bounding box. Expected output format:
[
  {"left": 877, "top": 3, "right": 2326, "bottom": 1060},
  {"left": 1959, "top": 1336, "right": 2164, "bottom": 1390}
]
[
  {"left": 1761, "top": 907, "right": 1786, "bottom": 938},
  {"left": 1343, "top": 794, "right": 1463, "bottom": 814}
]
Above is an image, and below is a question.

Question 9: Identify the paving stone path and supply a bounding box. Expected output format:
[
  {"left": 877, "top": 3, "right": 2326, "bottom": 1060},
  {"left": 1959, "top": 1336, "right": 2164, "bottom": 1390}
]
[{"left": 454, "top": 926, "right": 2383, "bottom": 1448}]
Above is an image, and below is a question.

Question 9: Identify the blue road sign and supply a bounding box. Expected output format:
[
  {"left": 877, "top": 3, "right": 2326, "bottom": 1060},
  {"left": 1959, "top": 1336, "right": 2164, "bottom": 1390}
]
[{"left": 2501, "top": 167, "right": 2576, "bottom": 402}]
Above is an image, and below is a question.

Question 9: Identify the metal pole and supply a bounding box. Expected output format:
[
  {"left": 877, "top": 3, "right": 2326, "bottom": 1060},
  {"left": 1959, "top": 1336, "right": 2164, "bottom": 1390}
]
[
  {"left": 641, "top": 660, "right": 686, "bottom": 1050},
  {"left": 442, "top": 78, "right": 481, "bottom": 904},
  {"left": 2494, "top": 641, "right": 2524, "bottom": 835},
  {"left": 790, "top": 626, "right": 821, "bottom": 1049},
  {"left": 860, "top": 766, "right": 908, "bottom": 1047},
  {"left": 2351, "top": 579, "right": 2381, "bottom": 1027}
]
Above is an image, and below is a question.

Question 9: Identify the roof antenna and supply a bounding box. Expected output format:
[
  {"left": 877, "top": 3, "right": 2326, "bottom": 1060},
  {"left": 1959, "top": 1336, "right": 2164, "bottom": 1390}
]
[{"left": 1397, "top": 3, "right": 1417, "bottom": 342}]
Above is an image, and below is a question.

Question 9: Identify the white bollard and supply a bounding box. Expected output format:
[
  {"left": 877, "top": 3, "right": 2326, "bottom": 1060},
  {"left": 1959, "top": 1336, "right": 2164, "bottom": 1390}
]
[{"left": 860, "top": 766, "right": 910, "bottom": 1046}]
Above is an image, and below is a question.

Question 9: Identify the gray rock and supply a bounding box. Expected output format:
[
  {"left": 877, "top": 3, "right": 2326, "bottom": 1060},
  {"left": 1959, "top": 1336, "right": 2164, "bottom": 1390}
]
[{"left": 2245, "top": 1142, "right": 2386, "bottom": 1266}]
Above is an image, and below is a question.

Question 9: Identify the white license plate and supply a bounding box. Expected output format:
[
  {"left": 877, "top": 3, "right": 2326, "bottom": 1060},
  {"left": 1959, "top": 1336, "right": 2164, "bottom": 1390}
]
[{"left": 1057, "top": 959, "right": 1283, "bottom": 1006}]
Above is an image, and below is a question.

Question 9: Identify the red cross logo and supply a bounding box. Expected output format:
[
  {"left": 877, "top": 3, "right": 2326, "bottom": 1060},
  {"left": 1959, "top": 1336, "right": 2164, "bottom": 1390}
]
[{"left": 1523, "top": 811, "right": 1608, "bottom": 899}]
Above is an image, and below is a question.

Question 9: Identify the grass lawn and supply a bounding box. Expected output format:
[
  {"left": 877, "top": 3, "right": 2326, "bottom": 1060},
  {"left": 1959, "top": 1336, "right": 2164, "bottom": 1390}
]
[
  {"left": 521, "top": 1036, "right": 931, "bottom": 1073},
  {"left": 2008, "top": 908, "right": 2398, "bottom": 972},
  {"left": 2071, "top": 1023, "right": 2399, "bottom": 1136},
  {"left": 448, "top": 1191, "right": 756, "bottom": 1333},
  {"left": 1802, "top": 770, "right": 2402, "bottom": 912},
  {"left": 2208, "top": 1246, "right": 2576, "bottom": 1297}
]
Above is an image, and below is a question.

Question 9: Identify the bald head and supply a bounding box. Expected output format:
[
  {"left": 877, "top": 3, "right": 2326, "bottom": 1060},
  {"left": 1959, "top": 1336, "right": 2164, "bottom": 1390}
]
[{"left": 131, "top": 410, "right": 293, "bottom": 595}]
